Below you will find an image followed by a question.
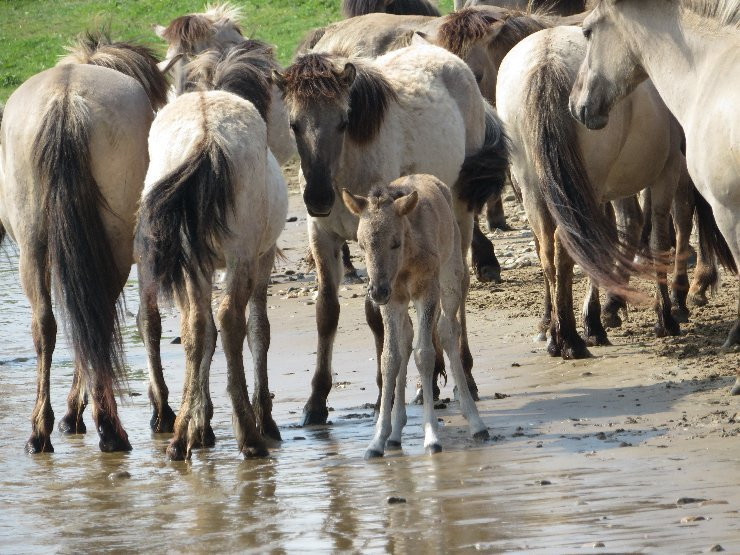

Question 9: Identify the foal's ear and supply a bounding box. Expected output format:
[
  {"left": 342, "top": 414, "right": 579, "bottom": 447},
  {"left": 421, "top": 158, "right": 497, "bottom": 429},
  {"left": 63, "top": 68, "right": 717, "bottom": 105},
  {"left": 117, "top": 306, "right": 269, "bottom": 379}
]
[
  {"left": 341, "top": 63, "right": 357, "bottom": 87},
  {"left": 393, "top": 190, "right": 419, "bottom": 216},
  {"left": 272, "top": 70, "right": 286, "bottom": 91},
  {"left": 342, "top": 189, "right": 369, "bottom": 216},
  {"left": 154, "top": 24, "right": 167, "bottom": 39}
]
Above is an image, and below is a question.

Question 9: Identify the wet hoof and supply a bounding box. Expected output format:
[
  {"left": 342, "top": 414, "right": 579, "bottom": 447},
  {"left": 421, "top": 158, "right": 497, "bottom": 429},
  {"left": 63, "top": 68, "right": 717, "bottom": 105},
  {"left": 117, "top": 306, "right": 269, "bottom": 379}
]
[
  {"left": 343, "top": 270, "right": 364, "bottom": 285},
  {"left": 547, "top": 336, "right": 561, "bottom": 357},
  {"left": 98, "top": 433, "right": 132, "bottom": 453},
  {"left": 386, "top": 439, "right": 402, "bottom": 451},
  {"left": 488, "top": 219, "right": 512, "bottom": 232},
  {"left": 364, "top": 448, "right": 384, "bottom": 460},
  {"left": 671, "top": 305, "right": 690, "bottom": 324},
  {"left": 730, "top": 379, "right": 740, "bottom": 396},
  {"left": 242, "top": 444, "right": 270, "bottom": 459},
  {"left": 473, "top": 429, "right": 490, "bottom": 442},
  {"left": 602, "top": 311, "right": 623, "bottom": 329},
  {"left": 58, "top": 413, "right": 86, "bottom": 435},
  {"left": 166, "top": 439, "right": 187, "bottom": 461},
  {"left": 191, "top": 424, "right": 216, "bottom": 449},
  {"left": 301, "top": 405, "right": 329, "bottom": 426},
  {"left": 584, "top": 333, "right": 611, "bottom": 347},
  {"left": 534, "top": 331, "right": 547, "bottom": 342},
  {"left": 150, "top": 404, "right": 176, "bottom": 434},
  {"left": 562, "top": 337, "right": 592, "bottom": 360},
  {"left": 25, "top": 435, "right": 53, "bottom": 454},
  {"left": 425, "top": 443, "right": 442, "bottom": 455},
  {"left": 258, "top": 416, "right": 282, "bottom": 443}
]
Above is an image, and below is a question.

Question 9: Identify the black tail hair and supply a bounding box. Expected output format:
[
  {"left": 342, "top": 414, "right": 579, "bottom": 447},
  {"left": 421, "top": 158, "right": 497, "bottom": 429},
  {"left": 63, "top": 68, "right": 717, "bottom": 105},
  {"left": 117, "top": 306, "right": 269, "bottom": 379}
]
[
  {"left": 455, "top": 102, "right": 510, "bottom": 212},
  {"left": 524, "top": 49, "right": 649, "bottom": 293},
  {"left": 694, "top": 183, "right": 737, "bottom": 275},
  {"left": 32, "top": 83, "right": 125, "bottom": 391},
  {"left": 137, "top": 136, "right": 234, "bottom": 300}
]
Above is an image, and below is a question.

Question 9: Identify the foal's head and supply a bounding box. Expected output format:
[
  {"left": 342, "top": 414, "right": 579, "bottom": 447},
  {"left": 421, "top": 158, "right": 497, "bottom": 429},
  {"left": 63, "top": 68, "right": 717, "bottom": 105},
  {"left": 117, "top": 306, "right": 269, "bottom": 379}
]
[
  {"left": 342, "top": 186, "right": 419, "bottom": 305},
  {"left": 276, "top": 53, "right": 397, "bottom": 218}
]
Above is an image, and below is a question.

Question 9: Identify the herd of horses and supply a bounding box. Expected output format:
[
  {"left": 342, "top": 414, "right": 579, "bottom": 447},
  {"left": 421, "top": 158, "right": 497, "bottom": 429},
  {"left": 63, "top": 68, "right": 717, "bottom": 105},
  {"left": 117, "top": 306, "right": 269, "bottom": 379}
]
[{"left": 0, "top": 0, "right": 737, "bottom": 460}]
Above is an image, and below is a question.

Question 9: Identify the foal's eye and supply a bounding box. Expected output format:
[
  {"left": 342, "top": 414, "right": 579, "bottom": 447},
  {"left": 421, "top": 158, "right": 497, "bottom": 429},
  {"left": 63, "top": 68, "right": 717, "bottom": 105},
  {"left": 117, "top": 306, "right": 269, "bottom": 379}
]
[
  {"left": 583, "top": 27, "right": 592, "bottom": 40},
  {"left": 337, "top": 119, "right": 348, "bottom": 132}
]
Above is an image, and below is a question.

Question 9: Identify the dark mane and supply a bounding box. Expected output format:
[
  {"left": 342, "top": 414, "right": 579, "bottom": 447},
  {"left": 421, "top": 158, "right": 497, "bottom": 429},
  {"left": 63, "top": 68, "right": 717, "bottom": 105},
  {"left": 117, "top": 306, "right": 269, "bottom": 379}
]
[
  {"left": 187, "top": 40, "right": 278, "bottom": 121},
  {"left": 492, "top": 12, "right": 552, "bottom": 57},
  {"left": 162, "top": 14, "right": 215, "bottom": 53},
  {"left": 62, "top": 30, "right": 168, "bottom": 110},
  {"left": 438, "top": 8, "right": 506, "bottom": 57},
  {"left": 283, "top": 53, "right": 398, "bottom": 144},
  {"left": 343, "top": 0, "right": 441, "bottom": 18}
]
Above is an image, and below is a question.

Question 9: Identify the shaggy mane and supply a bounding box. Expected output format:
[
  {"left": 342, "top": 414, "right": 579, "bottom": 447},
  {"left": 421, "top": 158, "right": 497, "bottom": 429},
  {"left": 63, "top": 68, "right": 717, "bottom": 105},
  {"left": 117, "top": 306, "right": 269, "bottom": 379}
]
[
  {"left": 676, "top": 0, "right": 740, "bottom": 27},
  {"left": 437, "top": 8, "right": 507, "bottom": 57},
  {"left": 161, "top": 2, "right": 243, "bottom": 53},
  {"left": 61, "top": 30, "right": 168, "bottom": 110}
]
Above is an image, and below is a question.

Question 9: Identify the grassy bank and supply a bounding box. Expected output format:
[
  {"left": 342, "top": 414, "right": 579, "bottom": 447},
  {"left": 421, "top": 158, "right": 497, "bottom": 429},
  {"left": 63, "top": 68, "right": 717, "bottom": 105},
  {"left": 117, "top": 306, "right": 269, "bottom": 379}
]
[{"left": 0, "top": 0, "right": 454, "bottom": 102}]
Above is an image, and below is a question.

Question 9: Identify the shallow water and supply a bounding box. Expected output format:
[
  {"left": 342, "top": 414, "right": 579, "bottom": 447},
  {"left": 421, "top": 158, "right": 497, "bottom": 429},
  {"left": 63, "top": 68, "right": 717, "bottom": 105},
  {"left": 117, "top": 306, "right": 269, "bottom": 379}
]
[{"left": 1, "top": 199, "right": 739, "bottom": 552}]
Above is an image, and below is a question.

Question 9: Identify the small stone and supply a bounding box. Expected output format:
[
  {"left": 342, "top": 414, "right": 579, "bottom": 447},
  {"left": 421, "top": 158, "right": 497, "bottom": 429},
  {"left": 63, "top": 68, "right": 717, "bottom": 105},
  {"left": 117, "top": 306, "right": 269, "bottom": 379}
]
[
  {"left": 293, "top": 436, "right": 306, "bottom": 441},
  {"left": 618, "top": 441, "right": 632, "bottom": 447},
  {"left": 285, "top": 270, "right": 295, "bottom": 275},
  {"left": 387, "top": 496, "right": 406, "bottom": 504},
  {"left": 286, "top": 216, "right": 298, "bottom": 222},
  {"left": 478, "top": 465, "right": 492, "bottom": 471},
  {"left": 170, "top": 336, "right": 182, "bottom": 344},
  {"left": 581, "top": 371, "right": 593, "bottom": 377},
  {"left": 592, "top": 542, "right": 605, "bottom": 548},
  {"left": 511, "top": 362, "right": 520, "bottom": 367},
  {"left": 434, "top": 402, "right": 447, "bottom": 409},
  {"left": 706, "top": 545, "right": 724, "bottom": 552},
  {"left": 108, "top": 471, "right": 131, "bottom": 481},
  {"left": 680, "top": 515, "right": 707, "bottom": 523},
  {"left": 536, "top": 479, "right": 551, "bottom": 486},
  {"left": 677, "top": 497, "right": 707, "bottom": 505},
  {"left": 493, "top": 392, "right": 509, "bottom": 399},
  {"left": 595, "top": 432, "right": 607, "bottom": 440}
]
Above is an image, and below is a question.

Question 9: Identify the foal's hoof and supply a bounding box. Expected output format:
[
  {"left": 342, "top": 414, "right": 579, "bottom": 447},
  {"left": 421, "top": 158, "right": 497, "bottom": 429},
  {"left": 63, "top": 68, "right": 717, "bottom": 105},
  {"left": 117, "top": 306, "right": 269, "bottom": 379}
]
[
  {"left": 242, "top": 444, "right": 270, "bottom": 459},
  {"left": 473, "top": 429, "right": 490, "bottom": 442},
  {"left": 58, "top": 413, "right": 86, "bottom": 435},
  {"left": 25, "top": 435, "right": 54, "bottom": 455},
  {"left": 301, "top": 406, "right": 329, "bottom": 426},
  {"left": 425, "top": 443, "right": 442, "bottom": 455},
  {"left": 386, "top": 440, "right": 402, "bottom": 451},
  {"left": 671, "top": 305, "right": 690, "bottom": 324},
  {"left": 730, "top": 379, "right": 740, "bottom": 396},
  {"left": 166, "top": 440, "right": 187, "bottom": 461},
  {"left": 364, "top": 448, "right": 384, "bottom": 460},
  {"left": 150, "top": 404, "right": 176, "bottom": 434}
]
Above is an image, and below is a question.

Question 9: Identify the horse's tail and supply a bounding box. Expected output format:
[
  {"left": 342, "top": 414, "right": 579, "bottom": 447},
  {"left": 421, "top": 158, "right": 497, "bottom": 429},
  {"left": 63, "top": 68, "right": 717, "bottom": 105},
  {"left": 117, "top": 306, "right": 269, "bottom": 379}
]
[
  {"left": 523, "top": 50, "right": 644, "bottom": 292},
  {"left": 136, "top": 134, "right": 234, "bottom": 300},
  {"left": 694, "top": 183, "right": 737, "bottom": 276},
  {"left": 32, "top": 87, "right": 125, "bottom": 391},
  {"left": 455, "top": 102, "right": 510, "bottom": 212},
  {"left": 342, "top": 0, "right": 441, "bottom": 17}
]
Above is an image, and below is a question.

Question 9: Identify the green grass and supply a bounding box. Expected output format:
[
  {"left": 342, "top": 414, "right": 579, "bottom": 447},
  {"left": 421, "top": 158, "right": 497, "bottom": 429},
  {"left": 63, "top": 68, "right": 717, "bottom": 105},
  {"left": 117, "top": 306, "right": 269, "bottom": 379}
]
[{"left": 0, "top": 0, "right": 454, "bottom": 102}]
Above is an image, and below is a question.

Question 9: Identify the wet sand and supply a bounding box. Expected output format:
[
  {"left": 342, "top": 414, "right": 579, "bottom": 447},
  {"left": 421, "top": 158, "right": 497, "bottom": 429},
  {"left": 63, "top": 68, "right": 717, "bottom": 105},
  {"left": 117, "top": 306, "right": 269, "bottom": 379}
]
[{"left": 0, "top": 176, "right": 738, "bottom": 552}]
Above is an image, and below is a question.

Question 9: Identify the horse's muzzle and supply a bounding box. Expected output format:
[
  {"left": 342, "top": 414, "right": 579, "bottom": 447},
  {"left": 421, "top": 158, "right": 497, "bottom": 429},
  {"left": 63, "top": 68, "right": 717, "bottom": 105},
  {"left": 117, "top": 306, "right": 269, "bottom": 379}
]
[{"left": 369, "top": 283, "right": 391, "bottom": 306}]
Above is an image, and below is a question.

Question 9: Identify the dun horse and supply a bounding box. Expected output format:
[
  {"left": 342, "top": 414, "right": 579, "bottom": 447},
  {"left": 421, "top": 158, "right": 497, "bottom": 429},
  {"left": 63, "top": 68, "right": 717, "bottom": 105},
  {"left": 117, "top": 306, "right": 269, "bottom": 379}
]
[
  {"left": 136, "top": 47, "right": 288, "bottom": 460},
  {"left": 570, "top": 0, "right": 740, "bottom": 394},
  {"left": 277, "top": 43, "right": 508, "bottom": 425},
  {"left": 0, "top": 32, "right": 167, "bottom": 453},
  {"left": 342, "top": 175, "right": 489, "bottom": 457},
  {"left": 343, "top": 0, "right": 441, "bottom": 17}
]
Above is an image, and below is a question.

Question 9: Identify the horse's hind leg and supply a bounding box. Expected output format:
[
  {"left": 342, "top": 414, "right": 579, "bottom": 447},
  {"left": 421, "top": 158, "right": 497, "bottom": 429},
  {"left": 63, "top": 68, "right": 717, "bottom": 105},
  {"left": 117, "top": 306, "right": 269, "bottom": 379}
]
[
  {"left": 457, "top": 266, "right": 479, "bottom": 401},
  {"left": 485, "top": 193, "right": 509, "bottom": 232},
  {"left": 471, "top": 217, "right": 501, "bottom": 283},
  {"left": 20, "top": 249, "right": 56, "bottom": 454},
  {"left": 554, "top": 232, "right": 590, "bottom": 359},
  {"left": 670, "top": 168, "right": 693, "bottom": 322},
  {"left": 58, "top": 364, "right": 87, "bottom": 434},
  {"left": 137, "top": 269, "right": 176, "bottom": 434},
  {"left": 219, "top": 261, "right": 268, "bottom": 458},
  {"left": 582, "top": 279, "right": 610, "bottom": 347},
  {"left": 249, "top": 246, "right": 281, "bottom": 442}
]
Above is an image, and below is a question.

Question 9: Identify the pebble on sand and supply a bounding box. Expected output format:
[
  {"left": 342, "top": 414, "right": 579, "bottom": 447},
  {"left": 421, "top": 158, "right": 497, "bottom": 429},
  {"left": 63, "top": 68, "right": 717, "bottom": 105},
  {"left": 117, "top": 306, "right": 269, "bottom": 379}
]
[
  {"left": 676, "top": 497, "right": 707, "bottom": 505},
  {"left": 680, "top": 515, "right": 707, "bottom": 523},
  {"left": 108, "top": 471, "right": 131, "bottom": 481},
  {"left": 706, "top": 545, "right": 724, "bottom": 552},
  {"left": 387, "top": 496, "right": 406, "bottom": 504}
]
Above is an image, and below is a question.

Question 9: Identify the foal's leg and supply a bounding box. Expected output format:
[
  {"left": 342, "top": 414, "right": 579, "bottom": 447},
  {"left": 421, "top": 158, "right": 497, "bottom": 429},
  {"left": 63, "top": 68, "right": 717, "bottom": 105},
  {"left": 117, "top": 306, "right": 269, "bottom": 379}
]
[
  {"left": 219, "top": 261, "right": 268, "bottom": 458},
  {"left": 137, "top": 269, "right": 176, "bottom": 434},
  {"left": 303, "top": 225, "right": 344, "bottom": 426},
  {"left": 670, "top": 168, "right": 694, "bottom": 322},
  {"left": 365, "top": 302, "right": 407, "bottom": 459},
  {"left": 249, "top": 246, "right": 281, "bottom": 442},
  {"left": 58, "top": 364, "right": 87, "bottom": 434},
  {"left": 166, "top": 277, "right": 214, "bottom": 460},
  {"left": 582, "top": 278, "right": 610, "bottom": 346},
  {"left": 553, "top": 231, "right": 590, "bottom": 359},
  {"left": 413, "top": 290, "right": 443, "bottom": 454},
  {"left": 20, "top": 249, "right": 56, "bottom": 454},
  {"left": 387, "top": 314, "right": 412, "bottom": 450}
]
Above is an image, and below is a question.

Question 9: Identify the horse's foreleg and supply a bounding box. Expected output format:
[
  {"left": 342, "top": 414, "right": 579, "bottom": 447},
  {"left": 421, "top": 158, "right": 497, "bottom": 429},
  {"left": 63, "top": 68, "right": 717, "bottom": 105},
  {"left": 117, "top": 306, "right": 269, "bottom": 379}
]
[
  {"left": 166, "top": 278, "right": 212, "bottom": 460},
  {"left": 58, "top": 364, "right": 87, "bottom": 434},
  {"left": 413, "top": 292, "right": 442, "bottom": 454},
  {"left": 137, "top": 270, "right": 176, "bottom": 434},
  {"left": 365, "top": 303, "right": 406, "bottom": 459},
  {"left": 303, "top": 226, "right": 343, "bottom": 426},
  {"left": 249, "top": 247, "right": 281, "bottom": 442},
  {"left": 387, "top": 314, "right": 412, "bottom": 450},
  {"left": 21, "top": 251, "right": 56, "bottom": 454},
  {"left": 554, "top": 231, "right": 591, "bottom": 359},
  {"left": 220, "top": 262, "right": 268, "bottom": 458},
  {"left": 670, "top": 167, "right": 694, "bottom": 322}
]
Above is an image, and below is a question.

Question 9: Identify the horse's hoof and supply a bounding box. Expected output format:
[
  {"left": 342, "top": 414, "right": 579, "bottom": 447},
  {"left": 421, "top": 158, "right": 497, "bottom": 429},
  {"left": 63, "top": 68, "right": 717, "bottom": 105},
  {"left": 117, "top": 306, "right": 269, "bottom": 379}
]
[
  {"left": 473, "top": 429, "right": 490, "bottom": 442},
  {"left": 602, "top": 312, "right": 622, "bottom": 329},
  {"left": 166, "top": 440, "right": 187, "bottom": 461},
  {"left": 655, "top": 320, "right": 681, "bottom": 338},
  {"left": 534, "top": 331, "right": 547, "bottom": 342},
  {"left": 562, "top": 339, "right": 592, "bottom": 360},
  {"left": 385, "top": 440, "right": 402, "bottom": 451},
  {"left": 58, "top": 413, "right": 86, "bottom": 435},
  {"left": 99, "top": 434, "right": 132, "bottom": 453},
  {"left": 584, "top": 333, "right": 611, "bottom": 347},
  {"left": 547, "top": 338, "right": 562, "bottom": 357},
  {"left": 488, "top": 220, "right": 512, "bottom": 232},
  {"left": 730, "top": 379, "right": 740, "bottom": 396},
  {"left": 242, "top": 444, "right": 270, "bottom": 459},
  {"left": 259, "top": 417, "right": 282, "bottom": 443},
  {"left": 25, "top": 435, "right": 53, "bottom": 455},
  {"left": 150, "top": 404, "right": 176, "bottom": 434},
  {"left": 364, "top": 448, "right": 384, "bottom": 460},
  {"left": 671, "top": 306, "right": 690, "bottom": 324},
  {"left": 425, "top": 443, "right": 442, "bottom": 455},
  {"left": 301, "top": 406, "right": 329, "bottom": 426},
  {"left": 688, "top": 291, "right": 708, "bottom": 307},
  {"left": 412, "top": 388, "right": 424, "bottom": 405},
  {"left": 476, "top": 265, "right": 502, "bottom": 283}
]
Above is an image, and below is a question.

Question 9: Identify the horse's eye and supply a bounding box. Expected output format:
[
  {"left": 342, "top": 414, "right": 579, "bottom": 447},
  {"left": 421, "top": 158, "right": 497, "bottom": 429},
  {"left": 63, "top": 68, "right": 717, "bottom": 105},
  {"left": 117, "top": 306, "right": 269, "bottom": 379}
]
[
  {"left": 338, "top": 119, "right": 348, "bottom": 132},
  {"left": 290, "top": 122, "right": 301, "bottom": 134},
  {"left": 391, "top": 241, "right": 401, "bottom": 250},
  {"left": 474, "top": 73, "right": 483, "bottom": 84},
  {"left": 583, "top": 27, "right": 592, "bottom": 40}
]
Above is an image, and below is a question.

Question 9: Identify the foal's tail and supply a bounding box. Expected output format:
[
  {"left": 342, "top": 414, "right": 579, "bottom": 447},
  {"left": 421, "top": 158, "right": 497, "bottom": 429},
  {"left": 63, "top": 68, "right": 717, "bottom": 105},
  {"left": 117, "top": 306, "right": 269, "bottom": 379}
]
[
  {"left": 694, "top": 182, "right": 737, "bottom": 276},
  {"left": 523, "top": 51, "right": 644, "bottom": 293},
  {"left": 455, "top": 102, "right": 510, "bottom": 212},
  {"left": 136, "top": 135, "right": 234, "bottom": 300},
  {"left": 32, "top": 88, "right": 125, "bottom": 391}
]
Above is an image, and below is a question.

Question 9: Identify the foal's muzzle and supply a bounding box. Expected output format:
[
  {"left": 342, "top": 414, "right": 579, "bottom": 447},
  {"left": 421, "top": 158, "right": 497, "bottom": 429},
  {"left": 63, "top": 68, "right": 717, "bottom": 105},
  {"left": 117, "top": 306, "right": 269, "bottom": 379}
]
[{"left": 369, "top": 283, "right": 391, "bottom": 305}]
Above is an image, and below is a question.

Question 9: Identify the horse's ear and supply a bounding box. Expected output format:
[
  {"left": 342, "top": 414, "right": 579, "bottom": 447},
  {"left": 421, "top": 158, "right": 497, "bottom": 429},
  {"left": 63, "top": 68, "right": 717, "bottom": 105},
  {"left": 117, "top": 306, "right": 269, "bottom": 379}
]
[
  {"left": 341, "top": 63, "right": 357, "bottom": 87},
  {"left": 394, "top": 190, "right": 419, "bottom": 216},
  {"left": 272, "top": 70, "right": 286, "bottom": 92},
  {"left": 157, "top": 53, "right": 183, "bottom": 75},
  {"left": 411, "top": 31, "right": 431, "bottom": 46},
  {"left": 154, "top": 24, "right": 167, "bottom": 39},
  {"left": 486, "top": 20, "right": 508, "bottom": 46},
  {"left": 342, "top": 189, "right": 368, "bottom": 216}
]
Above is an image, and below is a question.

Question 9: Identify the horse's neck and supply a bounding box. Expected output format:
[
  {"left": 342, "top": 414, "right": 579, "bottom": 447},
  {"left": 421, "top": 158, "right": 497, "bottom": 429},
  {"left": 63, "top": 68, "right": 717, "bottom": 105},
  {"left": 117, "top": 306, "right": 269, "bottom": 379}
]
[{"left": 624, "top": 5, "right": 732, "bottom": 130}]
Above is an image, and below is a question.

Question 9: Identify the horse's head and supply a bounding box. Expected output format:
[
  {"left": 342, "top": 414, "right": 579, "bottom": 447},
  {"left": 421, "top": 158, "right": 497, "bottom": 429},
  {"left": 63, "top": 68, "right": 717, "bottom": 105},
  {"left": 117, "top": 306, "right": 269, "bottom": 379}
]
[
  {"left": 342, "top": 186, "right": 418, "bottom": 305},
  {"left": 276, "top": 53, "right": 396, "bottom": 218},
  {"left": 569, "top": 0, "right": 647, "bottom": 129}
]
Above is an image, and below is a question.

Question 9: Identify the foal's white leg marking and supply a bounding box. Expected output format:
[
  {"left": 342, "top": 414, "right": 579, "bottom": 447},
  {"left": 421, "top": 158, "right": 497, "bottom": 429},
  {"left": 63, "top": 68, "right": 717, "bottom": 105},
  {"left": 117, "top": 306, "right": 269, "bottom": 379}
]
[
  {"left": 365, "top": 302, "right": 406, "bottom": 458},
  {"left": 388, "top": 314, "right": 413, "bottom": 447},
  {"left": 413, "top": 294, "right": 442, "bottom": 453}
]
